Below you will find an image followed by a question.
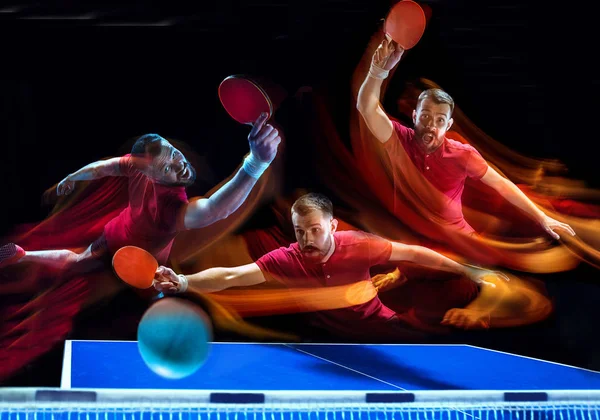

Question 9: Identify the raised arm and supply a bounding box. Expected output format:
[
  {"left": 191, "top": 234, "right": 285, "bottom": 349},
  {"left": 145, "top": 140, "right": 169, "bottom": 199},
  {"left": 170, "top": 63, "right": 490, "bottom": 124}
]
[
  {"left": 57, "top": 157, "right": 123, "bottom": 196},
  {"left": 154, "top": 263, "right": 266, "bottom": 294},
  {"left": 183, "top": 112, "right": 281, "bottom": 230},
  {"left": 356, "top": 38, "right": 404, "bottom": 143},
  {"left": 388, "top": 241, "right": 508, "bottom": 287},
  {"left": 480, "top": 166, "right": 576, "bottom": 240}
]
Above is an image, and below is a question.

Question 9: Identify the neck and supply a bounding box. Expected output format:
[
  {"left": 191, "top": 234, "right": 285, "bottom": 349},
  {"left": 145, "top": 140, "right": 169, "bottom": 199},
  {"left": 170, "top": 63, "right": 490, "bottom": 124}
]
[
  {"left": 320, "top": 235, "right": 336, "bottom": 263},
  {"left": 420, "top": 138, "right": 444, "bottom": 154}
]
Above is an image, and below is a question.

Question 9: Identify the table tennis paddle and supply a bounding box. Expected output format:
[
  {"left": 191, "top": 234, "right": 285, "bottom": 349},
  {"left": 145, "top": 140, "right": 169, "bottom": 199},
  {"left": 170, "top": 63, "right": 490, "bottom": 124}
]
[
  {"left": 384, "top": 0, "right": 427, "bottom": 50},
  {"left": 112, "top": 246, "right": 158, "bottom": 289},
  {"left": 218, "top": 75, "right": 273, "bottom": 126}
]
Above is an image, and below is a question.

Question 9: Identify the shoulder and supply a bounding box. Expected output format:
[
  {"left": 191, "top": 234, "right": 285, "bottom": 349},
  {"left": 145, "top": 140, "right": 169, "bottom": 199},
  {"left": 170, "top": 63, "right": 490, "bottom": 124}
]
[
  {"left": 334, "top": 230, "right": 391, "bottom": 262},
  {"left": 390, "top": 119, "right": 414, "bottom": 137},
  {"left": 445, "top": 138, "right": 477, "bottom": 152},
  {"left": 266, "top": 242, "right": 300, "bottom": 259},
  {"left": 334, "top": 230, "right": 378, "bottom": 246},
  {"left": 444, "top": 138, "right": 484, "bottom": 159},
  {"left": 256, "top": 243, "right": 300, "bottom": 269}
]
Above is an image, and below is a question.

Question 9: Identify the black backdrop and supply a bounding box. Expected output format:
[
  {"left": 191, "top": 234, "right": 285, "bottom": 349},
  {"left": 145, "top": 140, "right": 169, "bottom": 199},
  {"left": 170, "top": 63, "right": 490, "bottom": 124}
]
[{"left": 1, "top": 0, "right": 599, "bottom": 385}]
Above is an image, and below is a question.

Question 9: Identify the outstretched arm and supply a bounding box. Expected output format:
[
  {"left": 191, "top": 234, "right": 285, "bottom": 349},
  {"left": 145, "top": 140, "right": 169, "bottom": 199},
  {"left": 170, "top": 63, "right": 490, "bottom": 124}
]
[
  {"left": 388, "top": 241, "right": 508, "bottom": 287},
  {"left": 356, "top": 38, "right": 404, "bottom": 143},
  {"left": 154, "top": 263, "right": 266, "bottom": 294},
  {"left": 480, "top": 166, "right": 576, "bottom": 240},
  {"left": 183, "top": 112, "right": 281, "bottom": 230},
  {"left": 57, "top": 157, "right": 123, "bottom": 195}
]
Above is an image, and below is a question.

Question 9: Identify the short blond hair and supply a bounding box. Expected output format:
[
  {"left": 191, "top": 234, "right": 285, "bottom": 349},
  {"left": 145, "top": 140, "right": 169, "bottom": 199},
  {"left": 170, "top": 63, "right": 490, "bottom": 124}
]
[
  {"left": 417, "top": 88, "right": 455, "bottom": 115},
  {"left": 291, "top": 193, "right": 333, "bottom": 218}
]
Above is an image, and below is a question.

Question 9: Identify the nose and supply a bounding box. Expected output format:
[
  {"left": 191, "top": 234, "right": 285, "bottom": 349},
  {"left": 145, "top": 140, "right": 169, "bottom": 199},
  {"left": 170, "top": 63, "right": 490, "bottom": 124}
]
[
  {"left": 173, "top": 159, "right": 185, "bottom": 173},
  {"left": 303, "top": 231, "right": 314, "bottom": 243}
]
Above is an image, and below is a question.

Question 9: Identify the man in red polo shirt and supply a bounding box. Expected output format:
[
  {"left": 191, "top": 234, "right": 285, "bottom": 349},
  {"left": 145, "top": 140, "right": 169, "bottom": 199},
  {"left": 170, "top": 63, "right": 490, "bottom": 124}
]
[
  {"left": 356, "top": 38, "right": 575, "bottom": 239},
  {"left": 0, "top": 112, "right": 280, "bottom": 273},
  {"left": 153, "top": 193, "right": 507, "bottom": 340}
]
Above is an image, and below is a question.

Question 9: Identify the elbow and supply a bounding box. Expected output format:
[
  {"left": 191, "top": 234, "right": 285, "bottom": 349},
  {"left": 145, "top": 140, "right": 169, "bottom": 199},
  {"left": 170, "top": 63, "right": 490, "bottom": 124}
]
[
  {"left": 356, "top": 89, "right": 366, "bottom": 113},
  {"left": 210, "top": 203, "right": 235, "bottom": 223},
  {"left": 215, "top": 203, "right": 236, "bottom": 221},
  {"left": 404, "top": 248, "right": 419, "bottom": 263},
  {"left": 356, "top": 99, "right": 367, "bottom": 115},
  {"left": 96, "top": 161, "right": 119, "bottom": 178},
  {"left": 223, "top": 267, "right": 237, "bottom": 284},
  {"left": 91, "top": 166, "right": 104, "bottom": 178},
  {"left": 216, "top": 211, "right": 233, "bottom": 222},
  {"left": 356, "top": 100, "right": 363, "bottom": 112},
  {"left": 356, "top": 86, "right": 375, "bottom": 115},
  {"left": 356, "top": 98, "right": 378, "bottom": 119}
]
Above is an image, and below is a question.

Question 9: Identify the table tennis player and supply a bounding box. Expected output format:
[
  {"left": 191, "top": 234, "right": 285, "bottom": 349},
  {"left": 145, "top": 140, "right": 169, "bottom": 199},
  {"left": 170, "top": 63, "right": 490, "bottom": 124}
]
[
  {"left": 0, "top": 112, "right": 280, "bottom": 273},
  {"left": 154, "top": 193, "right": 509, "bottom": 340}
]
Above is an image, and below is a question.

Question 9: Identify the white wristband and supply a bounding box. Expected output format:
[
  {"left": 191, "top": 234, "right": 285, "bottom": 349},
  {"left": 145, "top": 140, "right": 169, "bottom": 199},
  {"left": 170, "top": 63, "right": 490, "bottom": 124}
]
[
  {"left": 368, "top": 62, "right": 389, "bottom": 80},
  {"left": 177, "top": 274, "right": 189, "bottom": 293},
  {"left": 242, "top": 153, "right": 270, "bottom": 179}
]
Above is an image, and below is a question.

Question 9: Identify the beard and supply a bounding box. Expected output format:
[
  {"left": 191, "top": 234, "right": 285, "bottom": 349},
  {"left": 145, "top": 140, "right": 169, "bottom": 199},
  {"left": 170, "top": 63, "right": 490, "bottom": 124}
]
[
  {"left": 301, "top": 236, "right": 333, "bottom": 263},
  {"left": 414, "top": 127, "right": 443, "bottom": 151},
  {"left": 173, "top": 164, "right": 197, "bottom": 187}
]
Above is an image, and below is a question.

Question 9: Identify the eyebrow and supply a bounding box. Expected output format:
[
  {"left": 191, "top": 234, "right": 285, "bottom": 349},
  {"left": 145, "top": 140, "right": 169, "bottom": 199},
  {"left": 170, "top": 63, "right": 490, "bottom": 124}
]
[
  {"left": 421, "top": 110, "right": 447, "bottom": 117},
  {"left": 294, "top": 223, "right": 322, "bottom": 228},
  {"left": 155, "top": 147, "right": 175, "bottom": 167}
]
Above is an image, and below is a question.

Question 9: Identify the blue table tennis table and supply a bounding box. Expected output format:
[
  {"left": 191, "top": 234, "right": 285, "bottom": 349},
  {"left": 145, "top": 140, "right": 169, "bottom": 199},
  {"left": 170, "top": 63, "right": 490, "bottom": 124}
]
[
  {"left": 1, "top": 340, "right": 600, "bottom": 420},
  {"left": 60, "top": 340, "right": 600, "bottom": 392}
]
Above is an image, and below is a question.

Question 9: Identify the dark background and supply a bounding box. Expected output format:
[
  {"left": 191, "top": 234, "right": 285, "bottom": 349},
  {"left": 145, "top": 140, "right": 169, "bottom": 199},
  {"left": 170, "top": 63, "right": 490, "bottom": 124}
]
[{"left": 1, "top": 1, "right": 599, "bottom": 385}]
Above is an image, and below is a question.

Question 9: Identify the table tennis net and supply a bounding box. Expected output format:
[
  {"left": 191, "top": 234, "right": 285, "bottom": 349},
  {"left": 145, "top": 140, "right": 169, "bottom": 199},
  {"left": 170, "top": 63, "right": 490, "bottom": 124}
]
[
  {"left": 2, "top": 404, "right": 600, "bottom": 420},
  {"left": 1, "top": 390, "right": 599, "bottom": 420}
]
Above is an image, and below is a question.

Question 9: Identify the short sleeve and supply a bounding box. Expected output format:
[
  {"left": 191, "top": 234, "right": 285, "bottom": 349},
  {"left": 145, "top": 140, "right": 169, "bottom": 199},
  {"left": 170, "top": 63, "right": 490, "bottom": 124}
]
[
  {"left": 118, "top": 154, "right": 136, "bottom": 177},
  {"left": 465, "top": 147, "right": 488, "bottom": 180},
  {"left": 161, "top": 189, "right": 189, "bottom": 232},
  {"left": 383, "top": 120, "right": 413, "bottom": 157},
  {"left": 363, "top": 232, "right": 393, "bottom": 266},
  {"left": 255, "top": 247, "right": 294, "bottom": 285}
]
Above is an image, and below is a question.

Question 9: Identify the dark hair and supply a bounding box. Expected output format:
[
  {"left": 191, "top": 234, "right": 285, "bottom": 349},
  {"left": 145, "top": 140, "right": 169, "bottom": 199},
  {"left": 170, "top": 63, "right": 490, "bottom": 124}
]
[
  {"left": 131, "top": 133, "right": 163, "bottom": 157},
  {"left": 417, "top": 88, "right": 455, "bottom": 115},
  {"left": 291, "top": 193, "right": 333, "bottom": 218}
]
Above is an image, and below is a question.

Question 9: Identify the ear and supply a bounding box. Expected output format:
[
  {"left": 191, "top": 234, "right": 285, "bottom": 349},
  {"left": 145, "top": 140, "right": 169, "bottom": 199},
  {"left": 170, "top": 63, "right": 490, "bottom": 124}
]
[
  {"left": 447, "top": 117, "right": 454, "bottom": 131},
  {"left": 412, "top": 109, "right": 417, "bottom": 125},
  {"left": 331, "top": 218, "right": 339, "bottom": 233}
]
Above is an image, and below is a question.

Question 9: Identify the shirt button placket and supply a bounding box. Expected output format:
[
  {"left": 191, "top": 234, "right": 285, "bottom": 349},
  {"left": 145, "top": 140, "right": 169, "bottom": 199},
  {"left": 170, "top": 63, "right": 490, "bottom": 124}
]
[{"left": 322, "top": 264, "right": 331, "bottom": 281}]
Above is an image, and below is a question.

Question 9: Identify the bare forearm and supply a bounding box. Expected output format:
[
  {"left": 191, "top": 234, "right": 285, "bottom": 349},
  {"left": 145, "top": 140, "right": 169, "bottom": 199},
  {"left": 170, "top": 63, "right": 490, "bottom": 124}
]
[
  {"left": 207, "top": 167, "right": 258, "bottom": 220},
  {"left": 357, "top": 74, "right": 384, "bottom": 113},
  {"left": 66, "top": 162, "right": 106, "bottom": 181},
  {"left": 67, "top": 158, "right": 121, "bottom": 181},
  {"left": 497, "top": 178, "right": 545, "bottom": 222},
  {"left": 186, "top": 267, "right": 234, "bottom": 293},
  {"left": 183, "top": 158, "right": 266, "bottom": 229},
  {"left": 401, "top": 245, "right": 468, "bottom": 276}
]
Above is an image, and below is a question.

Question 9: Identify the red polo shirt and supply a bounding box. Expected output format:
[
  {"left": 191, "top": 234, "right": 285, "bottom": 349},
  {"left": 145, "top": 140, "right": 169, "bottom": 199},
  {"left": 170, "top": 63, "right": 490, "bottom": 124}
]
[
  {"left": 103, "top": 154, "right": 188, "bottom": 265},
  {"left": 255, "top": 230, "right": 397, "bottom": 338},
  {"left": 384, "top": 120, "right": 488, "bottom": 233}
]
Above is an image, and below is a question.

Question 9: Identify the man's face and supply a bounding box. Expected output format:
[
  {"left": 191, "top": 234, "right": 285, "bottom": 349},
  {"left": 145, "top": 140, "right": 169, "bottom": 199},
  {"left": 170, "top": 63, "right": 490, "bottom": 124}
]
[
  {"left": 292, "top": 209, "right": 338, "bottom": 263},
  {"left": 412, "top": 98, "right": 454, "bottom": 153},
  {"left": 146, "top": 141, "right": 197, "bottom": 186}
]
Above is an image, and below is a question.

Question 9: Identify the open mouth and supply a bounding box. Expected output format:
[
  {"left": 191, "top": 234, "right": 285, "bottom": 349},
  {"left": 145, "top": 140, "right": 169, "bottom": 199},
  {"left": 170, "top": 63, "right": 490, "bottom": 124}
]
[
  {"left": 423, "top": 133, "right": 435, "bottom": 142},
  {"left": 179, "top": 166, "right": 188, "bottom": 179}
]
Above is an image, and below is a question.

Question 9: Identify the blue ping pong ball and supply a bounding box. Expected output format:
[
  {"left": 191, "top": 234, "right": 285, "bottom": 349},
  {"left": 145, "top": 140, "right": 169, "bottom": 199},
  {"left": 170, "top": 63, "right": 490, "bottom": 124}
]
[{"left": 137, "top": 297, "right": 212, "bottom": 379}]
